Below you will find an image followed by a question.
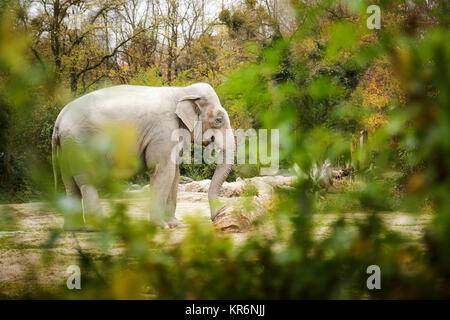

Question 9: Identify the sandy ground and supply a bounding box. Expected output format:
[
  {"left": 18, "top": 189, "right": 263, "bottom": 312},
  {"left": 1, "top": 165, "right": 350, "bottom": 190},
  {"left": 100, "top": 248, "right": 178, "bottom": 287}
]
[{"left": 0, "top": 189, "right": 432, "bottom": 298}]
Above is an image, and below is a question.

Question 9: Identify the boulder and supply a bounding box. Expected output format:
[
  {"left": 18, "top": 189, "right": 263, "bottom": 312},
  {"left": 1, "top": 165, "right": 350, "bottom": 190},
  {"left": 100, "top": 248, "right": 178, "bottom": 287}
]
[
  {"left": 178, "top": 175, "right": 296, "bottom": 198},
  {"left": 129, "top": 184, "right": 141, "bottom": 191},
  {"left": 179, "top": 176, "right": 193, "bottom": 184},
  {"left": 220, "top": 180, "right": 246, "bottom": 197},
  {"left": 210, "top": 176, "right": 296, "bottom": 232},
  {"left": 212, "top": 196, "right": 268, "bottom": 232},
  {"left": 179, "top": 179, "right": 210, "bottom": 193},
  {"left": 248, "top": 175, "right": 296, "bottom": 188}
]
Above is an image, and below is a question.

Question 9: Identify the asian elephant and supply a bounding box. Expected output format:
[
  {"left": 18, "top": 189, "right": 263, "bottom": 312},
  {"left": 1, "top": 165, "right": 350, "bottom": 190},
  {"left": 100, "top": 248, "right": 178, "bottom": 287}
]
[{"left": 52, "top": 83, "right": 235, "bottom": 230}]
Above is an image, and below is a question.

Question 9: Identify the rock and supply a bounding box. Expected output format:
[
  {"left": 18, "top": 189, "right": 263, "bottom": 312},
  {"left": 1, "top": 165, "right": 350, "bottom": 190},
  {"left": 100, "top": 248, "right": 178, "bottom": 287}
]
[
  {"left": 179, "top": 179, "right": 246, "bottom": 197},
  {"left": 212, "top": 197, "right": 267, "bottom": 232},
  {"left": 178, "top": 175, "right": 297, "bottom": 198},
  {"left": 142, "top": 184, "right": 150, "bottom": 191},
  {"left": 220, "top": 180, "right": 246, "bottom": 197},
  {"left": 248, "top": 175, "right": 296, "bottom": 188},
  {"left": 137, "top": 175, "right": 296, "bottom": 233},
  {"left": 129, "top": 184, "right": 141, "bottom": 191},
  {"left": 209, "top": 176, "right": 298, "bottom": 232},
  {"left": 248, "top": 181, "right": 271, "bottom": 199},
  {"left": 179, "top": 176, "right": 193, "bottom": 184},
  {"left": 180, "top": 179, "right": 211, "bottom": 193},
  {"left": 247, "top": 176, "right": 296, "bottom": 199}
]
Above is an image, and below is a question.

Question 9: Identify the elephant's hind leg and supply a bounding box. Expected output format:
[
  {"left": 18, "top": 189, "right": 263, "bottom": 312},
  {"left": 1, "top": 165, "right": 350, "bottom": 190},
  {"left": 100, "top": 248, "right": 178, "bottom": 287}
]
[
  {"left": 74, "top": 175, "right": 103, "bottom": 231},
  {"left": 61, "top": 173, "right": 84, "bottom": 231}
]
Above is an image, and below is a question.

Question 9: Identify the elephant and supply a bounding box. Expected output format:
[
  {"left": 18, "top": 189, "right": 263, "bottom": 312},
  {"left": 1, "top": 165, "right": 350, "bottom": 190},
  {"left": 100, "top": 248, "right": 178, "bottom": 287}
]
[{"left": 52, "top": 82, "right": 235, "bottom": 230}]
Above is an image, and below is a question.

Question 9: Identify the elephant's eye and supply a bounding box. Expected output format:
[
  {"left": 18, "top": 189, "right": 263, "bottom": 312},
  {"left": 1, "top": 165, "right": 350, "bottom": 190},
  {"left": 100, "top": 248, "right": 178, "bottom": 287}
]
[{"left": 215, "top": 117, "right": 223, "bottom": 125}]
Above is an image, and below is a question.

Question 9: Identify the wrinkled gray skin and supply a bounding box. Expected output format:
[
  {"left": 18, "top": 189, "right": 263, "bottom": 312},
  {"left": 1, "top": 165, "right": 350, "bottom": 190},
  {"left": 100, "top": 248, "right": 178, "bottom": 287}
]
[{"left": 52, "top": 83, "right": 235, "bottom": 230}]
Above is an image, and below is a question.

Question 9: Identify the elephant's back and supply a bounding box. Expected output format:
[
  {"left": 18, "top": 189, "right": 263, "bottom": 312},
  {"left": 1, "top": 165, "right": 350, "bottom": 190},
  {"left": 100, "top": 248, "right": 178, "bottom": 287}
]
[
  {"left": 55, "top": 85, "right": 179, "bottom": 138},
  {"left": 60, "top": 85, "right": 177, "bottom": 113}
]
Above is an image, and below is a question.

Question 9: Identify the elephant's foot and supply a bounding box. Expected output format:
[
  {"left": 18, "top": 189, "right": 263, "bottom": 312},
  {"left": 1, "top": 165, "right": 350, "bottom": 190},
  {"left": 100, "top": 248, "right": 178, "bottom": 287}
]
[
  {"left": 167, "top": 217, "right": 186, "bottom": 228},
  {"left": 151, "top": 217, "right": 185, "bottom": 229},
  {"left": 150, "top": 218, "right": 170, "bottom": 229}
]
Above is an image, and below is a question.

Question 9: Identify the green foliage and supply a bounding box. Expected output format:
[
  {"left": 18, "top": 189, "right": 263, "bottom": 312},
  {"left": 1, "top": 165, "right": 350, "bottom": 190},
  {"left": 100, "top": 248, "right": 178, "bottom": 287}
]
[
  {"left": 241, "top": 182, "right": 258, "bottom": 197},
  {"left": 218, "top": 9, "right": 231, "bottom": 25},
  {"left": 180, "top": 163, "right": 217, "bottom": 182},
  {"left": 129, "top": 67, "right": 165, "bottom": 87},
  {"left": 0, "top": 2, "right": 56, "bottom": 202}
]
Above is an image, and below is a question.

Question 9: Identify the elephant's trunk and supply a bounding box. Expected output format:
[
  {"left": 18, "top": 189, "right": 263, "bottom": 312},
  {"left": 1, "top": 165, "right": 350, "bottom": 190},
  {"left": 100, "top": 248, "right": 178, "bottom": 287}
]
[{"left": 208, "top": 129, "right": 235, "bottom": 221}]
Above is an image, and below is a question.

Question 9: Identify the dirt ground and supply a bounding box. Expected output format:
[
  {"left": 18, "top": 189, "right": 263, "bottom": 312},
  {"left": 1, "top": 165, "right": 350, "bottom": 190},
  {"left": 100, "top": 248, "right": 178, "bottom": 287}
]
[{"left": 0, "top": 189, "right": 432, "bottom": 298}]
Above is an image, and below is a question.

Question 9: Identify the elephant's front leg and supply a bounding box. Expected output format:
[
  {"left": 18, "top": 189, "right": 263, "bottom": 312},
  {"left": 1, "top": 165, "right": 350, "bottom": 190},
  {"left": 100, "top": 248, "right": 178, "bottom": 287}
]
[
  {"left": 148, "top": 159, "right": 176, "bottom": 228},
  {"left": 166, "top": 165, "right": 183, "bottom": 228}
]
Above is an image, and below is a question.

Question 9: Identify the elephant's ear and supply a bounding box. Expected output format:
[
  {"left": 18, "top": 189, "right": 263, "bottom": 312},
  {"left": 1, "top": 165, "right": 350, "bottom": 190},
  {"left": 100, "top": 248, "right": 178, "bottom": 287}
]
[{"left": 176, "top": 95, "right": 201, "bottom": 132}]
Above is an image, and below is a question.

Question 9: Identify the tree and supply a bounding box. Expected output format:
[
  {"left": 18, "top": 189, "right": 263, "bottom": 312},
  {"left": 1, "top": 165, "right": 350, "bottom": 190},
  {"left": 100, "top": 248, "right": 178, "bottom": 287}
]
[{"left": 21, "top": 0, "right": 140, "bottom": 93}]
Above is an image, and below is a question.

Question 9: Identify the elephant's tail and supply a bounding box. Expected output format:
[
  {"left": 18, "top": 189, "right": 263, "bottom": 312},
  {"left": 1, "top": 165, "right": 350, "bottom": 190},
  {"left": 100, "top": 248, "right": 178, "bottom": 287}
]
[{"left": 52, "top": 127, "right": 59, "bottom": 191}]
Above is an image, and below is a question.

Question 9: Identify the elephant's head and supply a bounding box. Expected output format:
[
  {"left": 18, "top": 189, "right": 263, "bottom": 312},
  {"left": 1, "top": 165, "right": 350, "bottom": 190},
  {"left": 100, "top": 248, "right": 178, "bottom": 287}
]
[{"left": 175, "top": 83, "right": 235, "bottom": 220}]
